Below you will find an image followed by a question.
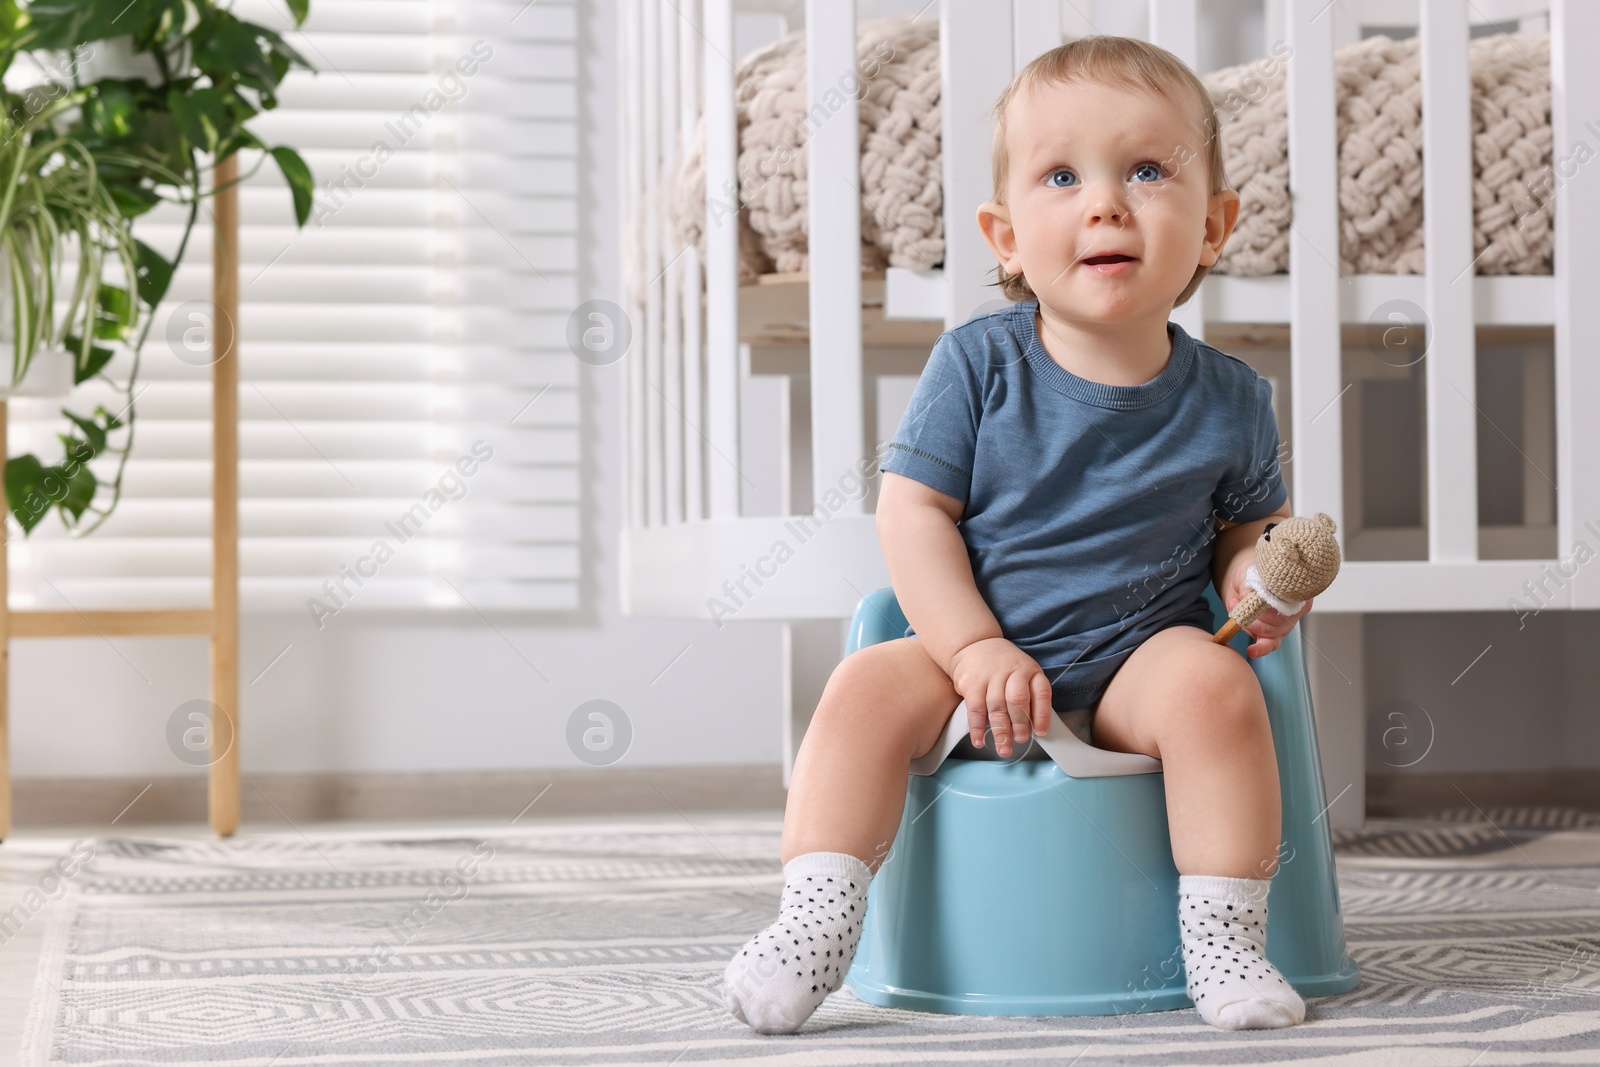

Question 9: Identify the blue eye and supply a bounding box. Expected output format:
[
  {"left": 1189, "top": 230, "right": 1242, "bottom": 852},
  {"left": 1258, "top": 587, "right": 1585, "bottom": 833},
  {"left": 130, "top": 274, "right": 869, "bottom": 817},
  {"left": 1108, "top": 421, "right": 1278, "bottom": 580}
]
[{"left": 1046, "top": 163, "right": 1164, "bottom": 187}]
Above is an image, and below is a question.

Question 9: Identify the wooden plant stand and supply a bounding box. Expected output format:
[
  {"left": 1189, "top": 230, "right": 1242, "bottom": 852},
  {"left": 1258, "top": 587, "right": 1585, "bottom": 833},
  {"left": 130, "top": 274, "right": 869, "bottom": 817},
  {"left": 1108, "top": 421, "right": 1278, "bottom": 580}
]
[{"left": 0, "top": 156, "right": 242, "bottom": 839}]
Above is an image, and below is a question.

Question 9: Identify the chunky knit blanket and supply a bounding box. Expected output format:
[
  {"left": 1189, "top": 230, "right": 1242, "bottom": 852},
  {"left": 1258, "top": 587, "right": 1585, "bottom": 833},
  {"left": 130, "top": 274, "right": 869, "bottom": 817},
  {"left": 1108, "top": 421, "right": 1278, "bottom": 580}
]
[
  {"left": 667, "top": 15, "right": 942, "bottom": 283},
  {"left": 659, "top": 18, "right": 1552, "bottom": 286}
]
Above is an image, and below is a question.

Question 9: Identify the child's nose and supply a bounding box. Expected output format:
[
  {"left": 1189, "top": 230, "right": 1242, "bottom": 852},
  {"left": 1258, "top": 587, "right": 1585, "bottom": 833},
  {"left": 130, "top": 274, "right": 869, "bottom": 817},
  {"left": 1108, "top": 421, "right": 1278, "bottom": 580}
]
[{"left": 1085, "top": 191, "right": 1130, "bottom": 224}]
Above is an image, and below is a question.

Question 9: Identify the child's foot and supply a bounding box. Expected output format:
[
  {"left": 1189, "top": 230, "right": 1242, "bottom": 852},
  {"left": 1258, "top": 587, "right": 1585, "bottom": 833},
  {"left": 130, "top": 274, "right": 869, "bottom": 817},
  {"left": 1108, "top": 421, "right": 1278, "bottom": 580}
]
[
  {"left": 723, "top": 851, "right": 871, "bottom": 1034},
  {"left": 1178, "top": 873, "right": 1306, "bottom": 1029}
]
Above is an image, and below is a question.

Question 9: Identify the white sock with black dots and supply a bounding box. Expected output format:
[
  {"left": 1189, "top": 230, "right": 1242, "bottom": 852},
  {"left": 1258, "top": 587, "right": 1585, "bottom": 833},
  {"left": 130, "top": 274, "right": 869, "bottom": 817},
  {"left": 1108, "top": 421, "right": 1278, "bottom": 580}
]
[
  {"left": 1178, "top": 873, "right": 1306, "bottom": 1029},
  {"left": 722, "top": 850, "right": 871, "bottom": 1034}
]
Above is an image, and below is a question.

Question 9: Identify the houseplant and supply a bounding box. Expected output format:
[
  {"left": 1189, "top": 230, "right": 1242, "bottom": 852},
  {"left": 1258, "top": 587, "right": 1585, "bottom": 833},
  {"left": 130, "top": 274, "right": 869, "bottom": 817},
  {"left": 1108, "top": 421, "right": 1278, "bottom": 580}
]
[
  {"left": 0, "top": 0, "right": 316, "bottom": 533},
  {"left": 0, "top": 83, "right": 136, "bottom": 393}
]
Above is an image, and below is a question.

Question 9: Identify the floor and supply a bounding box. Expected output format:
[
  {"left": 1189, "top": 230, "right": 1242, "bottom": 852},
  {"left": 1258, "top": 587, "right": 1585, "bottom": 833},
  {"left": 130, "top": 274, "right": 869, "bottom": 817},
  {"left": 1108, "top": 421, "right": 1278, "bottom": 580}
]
[
  {"left": 0, "top": 813, "right": 653, "bottom": 1065},
  {"left": 3, "top": 807, "right": 1598, "bottom": 1065}
]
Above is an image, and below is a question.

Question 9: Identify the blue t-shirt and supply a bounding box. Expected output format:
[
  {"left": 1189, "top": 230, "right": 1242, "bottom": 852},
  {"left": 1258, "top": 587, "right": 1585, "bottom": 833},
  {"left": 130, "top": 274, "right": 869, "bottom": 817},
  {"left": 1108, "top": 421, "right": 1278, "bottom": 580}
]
[{"left": 879, "top": 298, "right": 1287, "bottom": 710}]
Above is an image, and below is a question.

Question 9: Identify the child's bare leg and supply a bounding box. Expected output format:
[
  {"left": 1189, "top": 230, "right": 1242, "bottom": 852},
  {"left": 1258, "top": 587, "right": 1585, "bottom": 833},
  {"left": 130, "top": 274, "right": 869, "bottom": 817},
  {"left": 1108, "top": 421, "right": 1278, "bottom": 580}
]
[
  {"left": 1092, "top": 625, "right": 1281, "bottom": 878},
  {"left": 725, "top": 637, "right": 960, "bottom": 1034},
  {"left": 1091, "top": 623, "right": 1305, "bottom": 1030},
  {"left": 781, "top": 637, "right": 962, "bottom": 871}
]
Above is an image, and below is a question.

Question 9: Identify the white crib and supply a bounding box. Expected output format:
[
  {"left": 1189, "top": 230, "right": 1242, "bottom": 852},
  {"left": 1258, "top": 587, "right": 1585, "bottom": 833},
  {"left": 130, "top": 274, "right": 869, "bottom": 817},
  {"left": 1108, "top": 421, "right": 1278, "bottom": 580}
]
[{"left": 617, "top": 0, "right": 1600, "bottom": 821}]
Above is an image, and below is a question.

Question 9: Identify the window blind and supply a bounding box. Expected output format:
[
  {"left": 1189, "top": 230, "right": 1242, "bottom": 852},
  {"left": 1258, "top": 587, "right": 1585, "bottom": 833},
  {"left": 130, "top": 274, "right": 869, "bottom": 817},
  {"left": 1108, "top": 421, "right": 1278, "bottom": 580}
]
[{"left": 5, "top": 0, "right": 579, "bottom": 614}]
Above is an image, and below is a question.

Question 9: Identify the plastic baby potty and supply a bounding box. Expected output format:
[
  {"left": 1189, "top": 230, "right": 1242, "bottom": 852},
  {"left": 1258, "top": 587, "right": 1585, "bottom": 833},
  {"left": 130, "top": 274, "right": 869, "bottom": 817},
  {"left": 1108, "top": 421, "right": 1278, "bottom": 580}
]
[{"left": 841, "top": 585, "right": 1361, "bottom": 1016}]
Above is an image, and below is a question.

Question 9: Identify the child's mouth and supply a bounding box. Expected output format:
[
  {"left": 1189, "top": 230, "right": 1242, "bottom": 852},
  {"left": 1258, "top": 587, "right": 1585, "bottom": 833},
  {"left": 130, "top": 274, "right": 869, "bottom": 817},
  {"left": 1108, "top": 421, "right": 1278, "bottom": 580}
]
[{"left": 1081, "top": 254, "right": 1137, "bottom": 273}]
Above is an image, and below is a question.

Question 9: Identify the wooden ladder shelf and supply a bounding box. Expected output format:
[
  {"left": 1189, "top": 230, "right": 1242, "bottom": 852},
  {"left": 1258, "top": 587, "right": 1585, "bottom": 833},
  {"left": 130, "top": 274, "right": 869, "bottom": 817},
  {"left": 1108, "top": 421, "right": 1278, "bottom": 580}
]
[{"left": 0, "top": 156, "right": 243, "bottom": 838}]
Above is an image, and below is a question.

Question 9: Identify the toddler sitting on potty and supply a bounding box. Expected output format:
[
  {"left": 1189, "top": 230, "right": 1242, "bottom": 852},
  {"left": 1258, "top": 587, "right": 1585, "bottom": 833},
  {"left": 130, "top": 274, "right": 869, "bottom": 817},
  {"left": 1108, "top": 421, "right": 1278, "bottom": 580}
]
[{"left": 724, "top": 34, "right": 1312, "bottom": 1034}]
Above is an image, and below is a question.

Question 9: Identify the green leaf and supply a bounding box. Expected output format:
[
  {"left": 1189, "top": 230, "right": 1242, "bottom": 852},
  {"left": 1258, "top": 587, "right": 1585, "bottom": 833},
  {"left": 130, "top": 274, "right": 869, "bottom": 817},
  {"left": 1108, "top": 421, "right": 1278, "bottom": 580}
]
[
  {"left": 214, "top": 125, "right": 263, "bottom": 163},
  {"left": 266, "top": 49, "right": 290, "bottom": 89},
  {"left": 63, "top": 332, "right": 116, "bottom": 384},
  {"left": 4, "top": 452, "right": 48, "bottom": 533},
  {"left": 0, "top": 0, "right": 26, "bottom": 47},
  {"left": 86, "top": 82, "right": 138, "bottom": 139},
  {"left": 58, "top": 462, "right": 97, "bottom": 520},
  {"left": 250, "top": 22, "right": 312, "bottom": 71},
  {"left": 270, "top": 145, "right": 314, "bottom": 227},
  {"left": 132, "top": 239, "right": 174, "bottom": 306},
  {"left": 98, "top": 283, "right": 133, "bottom": 323},
  {"left": 58, "top": 430, "right": 97, "bottom": 468},
  {"left": 106, "top": 183, "right": 162, "bottom": 219},
  {"left": 196, "top": 15, "right": 279, "bottom": 92},
  {"left": 10, "top": 0, "right": 149, "bottom": 51},
  {"left": 60, "top": 410, "right": 106, "bottom": 454},
  {"left": 224, "top": 88, "right": 261, "bottom": 126},
  {"left": 118, "top": 105, "right": 187, "bottom": 163},
  {"left": 281, "top": 0, "right": 309, "bottom": 26},
  {"left": 167, "top": 85, "right": 226, "bottom": 155},
  {"left": 155, "top": 0, "right": 203, "bottom": 47},
  {"left": 90, "top": 283, "right": 134, "bottom": 342}
]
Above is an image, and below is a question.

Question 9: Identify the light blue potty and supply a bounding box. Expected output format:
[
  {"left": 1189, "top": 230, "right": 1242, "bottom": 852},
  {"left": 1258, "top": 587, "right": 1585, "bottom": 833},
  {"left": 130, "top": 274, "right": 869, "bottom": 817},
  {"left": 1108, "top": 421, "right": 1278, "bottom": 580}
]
[{"left": 842, "top": 585, "right": 1361, "bottom": 1016}]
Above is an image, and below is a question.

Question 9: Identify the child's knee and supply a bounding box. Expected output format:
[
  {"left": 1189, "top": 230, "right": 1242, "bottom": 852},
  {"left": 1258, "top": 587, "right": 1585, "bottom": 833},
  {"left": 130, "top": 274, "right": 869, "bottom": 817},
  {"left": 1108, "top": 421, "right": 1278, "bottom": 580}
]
[
  {"left": 822, "top": 646, "right": 881, "bottom": 703},
  {"left": 1192, "top": 651, "right": 1266, "bottom": 721},
  {"left": 821, "top": 646, "right": 953, "bottom": 751}
]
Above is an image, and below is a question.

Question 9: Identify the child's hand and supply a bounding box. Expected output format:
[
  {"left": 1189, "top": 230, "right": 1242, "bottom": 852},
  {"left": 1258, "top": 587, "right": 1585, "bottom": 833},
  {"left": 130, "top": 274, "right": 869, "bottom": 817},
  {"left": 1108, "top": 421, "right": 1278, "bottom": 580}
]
[
  {"left": 1221, "top": 558, "right": 1314, "bottom": 658},
  {"left": 947, "top": 637, "right": 1054, "bottom": 757}
]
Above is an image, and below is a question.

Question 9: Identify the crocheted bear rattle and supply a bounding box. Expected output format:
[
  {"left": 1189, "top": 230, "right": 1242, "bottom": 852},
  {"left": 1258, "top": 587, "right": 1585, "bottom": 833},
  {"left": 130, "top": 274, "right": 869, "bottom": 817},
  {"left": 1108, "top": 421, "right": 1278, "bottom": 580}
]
[{"left": 1214, "top": 512, "right": 1341, "bottom": 645}]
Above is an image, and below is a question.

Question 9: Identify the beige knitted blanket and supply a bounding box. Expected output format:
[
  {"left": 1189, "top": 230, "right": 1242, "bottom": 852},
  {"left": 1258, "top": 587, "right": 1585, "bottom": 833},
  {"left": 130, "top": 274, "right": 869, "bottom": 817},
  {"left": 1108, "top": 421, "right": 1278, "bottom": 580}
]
[{"left": 656, "top": 18, "right": 1551, "bottom": 289}]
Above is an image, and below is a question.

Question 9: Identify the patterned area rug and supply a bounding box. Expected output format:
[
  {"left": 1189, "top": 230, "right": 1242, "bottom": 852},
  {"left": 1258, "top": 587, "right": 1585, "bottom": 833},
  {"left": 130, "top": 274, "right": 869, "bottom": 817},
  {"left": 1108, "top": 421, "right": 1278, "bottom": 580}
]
[{"left": 19, "top": 807, "right": 1600, "bottom": 1065}]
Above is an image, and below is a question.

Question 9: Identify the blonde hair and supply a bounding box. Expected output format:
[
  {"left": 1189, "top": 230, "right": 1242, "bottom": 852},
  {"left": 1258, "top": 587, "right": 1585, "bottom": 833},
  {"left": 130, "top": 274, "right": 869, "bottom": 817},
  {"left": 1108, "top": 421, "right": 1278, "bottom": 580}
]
[{"left": 987, "top": 35, "right": 1230, "bottom": 307}]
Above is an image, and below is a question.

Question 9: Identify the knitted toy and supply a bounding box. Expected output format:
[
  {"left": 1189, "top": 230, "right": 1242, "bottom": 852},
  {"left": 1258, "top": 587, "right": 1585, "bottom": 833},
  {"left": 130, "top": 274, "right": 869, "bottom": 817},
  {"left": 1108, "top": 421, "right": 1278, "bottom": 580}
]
[{"left": 1214, "top": 513, "right": 1341, "bottom": 645}]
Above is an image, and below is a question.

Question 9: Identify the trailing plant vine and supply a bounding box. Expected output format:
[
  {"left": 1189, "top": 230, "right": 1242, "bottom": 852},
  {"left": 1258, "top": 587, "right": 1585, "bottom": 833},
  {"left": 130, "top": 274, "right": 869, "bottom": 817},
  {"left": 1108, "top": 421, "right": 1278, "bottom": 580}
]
[{"left": 0, "top": 0, "right": 316, "bottom": 533}]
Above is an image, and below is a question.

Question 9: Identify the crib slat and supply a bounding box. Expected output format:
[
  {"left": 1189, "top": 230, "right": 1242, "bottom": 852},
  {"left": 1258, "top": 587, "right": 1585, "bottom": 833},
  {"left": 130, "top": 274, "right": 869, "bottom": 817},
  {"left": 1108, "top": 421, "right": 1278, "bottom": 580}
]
[
  {"left": 1552, "top": 0, "right": 1600, "bottom": 607},
  {"left": 941, "top": 0, "right": 1013, "bottom": 327},
  {"left": 623, "top": 0, "right": 644, "bottom": 532},
  {"left": 680, "top": 0, "right": 705, "bottom": 522},
  {"left": 805, "top": 0, "right": 865, "bottom": 514},
  {"left": 1264, "top": 0, "right": 1285, "bottom": 52},
  {"left": 682, "top": 245, "right": 705, "bottom": 521},
  {"left": 1327, "top": 2, "right": 1364, "bottom": 48},
  {"left": 1062, "top": 1, "right": 1095, "bottom": 38},
  {"left": 704, "top": 0, "right": 741, "bottom": 520},
  {"left": 1341, "top": 0, "right": 1419, "bottom": 29},
  {"left": 1420, "top": 2, "right": 1479, "bottom": 562},
  {"left": 659, "top": 0, "right": 684, "bottom": 525},
  {"left": 1149, "top": 0, "right": 1207, "bottom": 343},
  {"left": 642, "top": 0, "right": 663, "bottom": 527},
  {"left": 1285, "top": 0, "right": 1344, "bottom": 531},
  {"left": 1012, "top": 0, "right": 1061, "bottom": 69},
  {"left": 1148, "top": 0, "right": 1198, "bottom": 66}
]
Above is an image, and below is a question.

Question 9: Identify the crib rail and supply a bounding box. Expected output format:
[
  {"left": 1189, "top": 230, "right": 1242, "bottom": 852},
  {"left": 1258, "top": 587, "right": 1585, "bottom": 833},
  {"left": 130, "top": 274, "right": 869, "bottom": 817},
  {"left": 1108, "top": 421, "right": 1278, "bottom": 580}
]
[{"left": 619, "top": 0, "right": 1600, "bottom": 618}]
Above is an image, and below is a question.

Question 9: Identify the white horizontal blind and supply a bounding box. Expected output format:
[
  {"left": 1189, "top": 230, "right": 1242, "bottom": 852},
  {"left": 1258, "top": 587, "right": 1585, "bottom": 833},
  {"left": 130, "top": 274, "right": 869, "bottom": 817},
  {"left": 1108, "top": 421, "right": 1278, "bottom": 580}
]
[{"left": 6, "top": 0, "right": 579, "bottom": 614}]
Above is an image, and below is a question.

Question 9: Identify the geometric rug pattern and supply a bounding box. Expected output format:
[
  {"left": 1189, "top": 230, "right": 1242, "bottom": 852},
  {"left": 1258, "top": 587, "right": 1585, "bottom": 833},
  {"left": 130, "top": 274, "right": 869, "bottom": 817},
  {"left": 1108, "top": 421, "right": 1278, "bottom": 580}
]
[{"left": 21, "top": 806, "right": 1600, "bottom": 1064}]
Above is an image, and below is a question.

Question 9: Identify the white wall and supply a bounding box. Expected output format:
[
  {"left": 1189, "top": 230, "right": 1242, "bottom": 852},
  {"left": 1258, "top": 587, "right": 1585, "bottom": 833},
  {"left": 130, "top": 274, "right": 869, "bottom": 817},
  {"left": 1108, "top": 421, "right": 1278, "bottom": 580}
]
[{"left": 9, "top": 0, "right": 1594, "bottom": 784}]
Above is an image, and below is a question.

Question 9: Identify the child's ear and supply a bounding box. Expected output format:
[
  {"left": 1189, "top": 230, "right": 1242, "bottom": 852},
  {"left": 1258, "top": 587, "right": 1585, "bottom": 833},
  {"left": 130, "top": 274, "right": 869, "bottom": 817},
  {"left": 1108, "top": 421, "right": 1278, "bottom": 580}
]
[
  {"left": 1198, "top": 188, "right": 1241, "bottom": 268},
  {"left": 976, "top": 200, "right": 1022, "bottom": 276}
]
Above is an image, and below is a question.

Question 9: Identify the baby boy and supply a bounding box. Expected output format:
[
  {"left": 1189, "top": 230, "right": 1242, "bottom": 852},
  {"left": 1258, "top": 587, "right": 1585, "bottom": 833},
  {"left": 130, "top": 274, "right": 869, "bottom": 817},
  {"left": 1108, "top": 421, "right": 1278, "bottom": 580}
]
[{"left": 723, "top": 34, "right": 1313, "bottom": 1035}]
